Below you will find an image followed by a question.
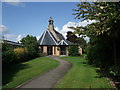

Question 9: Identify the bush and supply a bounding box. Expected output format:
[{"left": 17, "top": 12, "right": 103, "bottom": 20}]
[
  {"left": 13, "top": 48, "right": 28, "bottom": 63},
  {"left": 2, "top": 50, "right": 15, "bottom": 64},
  {"left": 2, "top": 43, "right": 17, "bottom": 65},
  {"left": 20, "top": 35, "right": 40, "bottom": 59},
  {"left": 86, "top": 45, "right": 95, "bottom": 65},
  {"left": 26, "top": 46, "right": 38, "bottom": 58},
  {"left": 68, "top": 45, "right": 79, "bottom": 56},
  {"left": 109, "top": 65, "right": 120, "bottom": 77}
]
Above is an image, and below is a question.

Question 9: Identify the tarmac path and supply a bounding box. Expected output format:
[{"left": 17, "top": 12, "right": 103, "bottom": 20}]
[{"left": 19, "top": 56, "right": 71, "bottom": 88}]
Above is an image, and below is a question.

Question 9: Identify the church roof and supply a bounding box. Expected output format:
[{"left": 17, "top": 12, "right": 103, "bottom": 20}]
[
  {"left": 38, "top": 30, "right": 58, "bottom": 45},
  {"left": 38, "top": 29, "right": 73, "bottom": 46},
  {"left": 54, "top": 30, "right": 65, "bottom": 40},
  {"left": 38, "top": 17, "right": 74, "bottom": 46}
]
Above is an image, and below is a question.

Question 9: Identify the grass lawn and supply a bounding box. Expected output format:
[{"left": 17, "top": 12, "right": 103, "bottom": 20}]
[
  {"left": 56, "top": 56, "right": 112, "bottom": 88},
  {"left": 3, "top": 57, "right": 59, "bottom": 88}
]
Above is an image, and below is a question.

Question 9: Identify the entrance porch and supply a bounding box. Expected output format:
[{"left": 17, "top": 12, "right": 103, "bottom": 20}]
[{"left": 39, "top": 46, "right": 68, "bottom": 56}]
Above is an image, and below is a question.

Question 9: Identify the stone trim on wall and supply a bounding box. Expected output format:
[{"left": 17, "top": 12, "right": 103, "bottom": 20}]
[
  {"left": 39, "top": 45, "right": 82, "bottom": 56},
  {"left": 43, "top": 46, "right": 47, "bottom": 56},
  {"left": 78, "top": 46, "right": 82, "bottom": 55}
]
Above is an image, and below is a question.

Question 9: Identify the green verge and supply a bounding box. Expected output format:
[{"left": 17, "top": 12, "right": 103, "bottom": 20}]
[
  {"left": 3, "top": 57, "right": 59, "bottom": 88},
  {"left": 56, "top": 56, "right": 112, "bottom": 88}
]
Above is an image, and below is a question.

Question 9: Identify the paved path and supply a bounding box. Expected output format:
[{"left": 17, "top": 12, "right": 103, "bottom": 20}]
[{"left": 19, "top": 56, "right": 71, "bottom": 88}]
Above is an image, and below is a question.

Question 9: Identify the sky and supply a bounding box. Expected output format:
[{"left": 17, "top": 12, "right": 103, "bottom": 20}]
[{"left": 1, "top": 2, "right": 95, "bottom": 42}]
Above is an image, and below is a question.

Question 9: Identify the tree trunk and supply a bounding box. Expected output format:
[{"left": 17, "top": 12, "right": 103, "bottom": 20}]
[{"left": 113, "top": 39, "right": 117, "bottom": 65}]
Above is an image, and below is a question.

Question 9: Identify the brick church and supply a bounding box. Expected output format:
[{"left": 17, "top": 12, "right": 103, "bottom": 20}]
[{"left": 38, "top": 17, "right": 82, "bottom": 56}]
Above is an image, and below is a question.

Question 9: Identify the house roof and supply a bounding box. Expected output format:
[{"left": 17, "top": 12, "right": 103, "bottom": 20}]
[{"left": 3, "top": 40, "right": 22, "bottom": 46}]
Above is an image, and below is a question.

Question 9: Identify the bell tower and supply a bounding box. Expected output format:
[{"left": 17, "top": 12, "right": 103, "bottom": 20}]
[
  {"left": 48, "top": 17, "right": 54, "bottom": 31},
  {"left": 48, "top": 17, "right": 60, "bottom": 42}
]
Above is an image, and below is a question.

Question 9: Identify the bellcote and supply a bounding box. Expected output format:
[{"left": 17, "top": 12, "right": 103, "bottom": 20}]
[
  {"left": 48, "top": 17, "right": 60, "bottom": 42},
  {"left": 48, "top": 17, "right": 54, "bottom": 31},
  {"left": 49, "top": 17, "right": 54, "bottom": 25}
]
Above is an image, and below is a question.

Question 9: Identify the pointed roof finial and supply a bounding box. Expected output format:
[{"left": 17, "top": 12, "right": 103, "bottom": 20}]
[
  {"left": 49, "top": 17, "right": 53, "bottom": 21},
  {"left": 48, "top": 17, "right": 54, "bottom": 25}
]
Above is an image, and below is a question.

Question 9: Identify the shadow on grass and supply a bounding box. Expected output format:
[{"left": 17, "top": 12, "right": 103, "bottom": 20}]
[
  {"left": 82, "top": 62, "right": 88, "bottom": 64},
  {"left": 78, "top": 62, "right": 88, "bottom": 65},
  {"left": 95, "top": 69, "right": 105, "bottom": 78},
  {"left": 2, "top": 63, "right": 30, "bottom": 86},
  {"left": 82, "top": 62, "right": 106, "bottom": 79}
]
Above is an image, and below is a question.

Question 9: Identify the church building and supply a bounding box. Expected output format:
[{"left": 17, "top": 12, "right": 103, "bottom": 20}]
[{"left": 38, "top": 17, "right": 82, "bottom": 56}]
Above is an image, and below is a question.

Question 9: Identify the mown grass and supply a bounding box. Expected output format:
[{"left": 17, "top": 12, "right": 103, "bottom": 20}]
[
  {"left": 56, "top": 56, "right": 112, "bottom": 88},
  {"left": 3, "top": 57, "right": 59, "bottom": 88}
]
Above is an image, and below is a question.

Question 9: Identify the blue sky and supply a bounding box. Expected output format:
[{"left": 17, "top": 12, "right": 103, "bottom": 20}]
[{"left": 1, "top": 2, "right": 94, "bottom": 42}]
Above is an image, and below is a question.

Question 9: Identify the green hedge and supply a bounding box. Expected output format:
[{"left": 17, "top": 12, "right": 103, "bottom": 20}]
[
  {"left": 2, "top": 50, "right": 15, "bottom": 64},
  {"left": 68, "top": 45, "right": 79, "bottom": 56}
]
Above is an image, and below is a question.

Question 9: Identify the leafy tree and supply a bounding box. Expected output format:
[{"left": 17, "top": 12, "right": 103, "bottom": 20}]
[
  {"left": 66, "top": 31, "right": 78, "bottom": 43},
  {"left": 2, "top": 49, "right": 15, "bottom": 64},
  {"left": 77, "top": 37, "right": 87, "bottom": 52},
  {"left": 20, "top": 35, "right": 40, "bottom": 59},
  {"left": 66, "top": 31, "right": 87, "bottom": 53},
  {"left": 2, "top": 42, "right": 16, "bottom": 65},
  {"left": 70, "top": 2, "right": 120, "bottom": 67},
  {"left": 68, "top": 45, "right": 79, "bottom": 56},
  {"left": 71, "top": 2, "right": 120, "bottom": 37}
]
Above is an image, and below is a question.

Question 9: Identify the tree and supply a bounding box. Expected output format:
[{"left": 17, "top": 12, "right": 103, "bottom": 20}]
[
  {"left": 20, "top": 35, "right": 40, "bottom": 59},
  {"left": 66, "top": 31, "right": 87, "bottom": 53},
  {"left": 68, "top": 45, "right": 79, "bottom": 56},
  {"left": 2, "top": 42, "right": 17, "bottom": 65},
  {"left": 70, "top": 2, "right": 120, "bottom": 67},
  {"left": 71, "top": 2, "right": 120, "bottom": 37},
  {"left": 66, "top": 31, "right": 78, "bottom": 43}
]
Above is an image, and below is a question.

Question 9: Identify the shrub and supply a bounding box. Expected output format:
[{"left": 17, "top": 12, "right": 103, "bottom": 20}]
[
  {"left": 2, "top": 50, "right": 15, "bottom": 64},
  {"left": 26, "top": 46, "right": 38, "bottom": 58},
  {"left": 20, "top": 35, "right": 40, "bottom": 59},
  {"left": 13, "top": 48, "right": 28, "bottom": 63},
  {"left": 68, "top": 45, "right": 79, "bottom": 56},
  {"left": 109, "top": 65, "right": 120, "bottom": 77}
]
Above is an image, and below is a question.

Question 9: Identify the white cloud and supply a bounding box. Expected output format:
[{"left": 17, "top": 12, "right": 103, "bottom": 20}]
[
  {"left": 0, "top": 25, "right": 25, "bottom": 42},
  {"left": 58, "top": 20, "right": 96, "bottom": 42},
  {"left": 16, "top": 34, "right": 26, "bottom": 42},
  {"left": 59, "top": 21, "right": 75, "bottom": 38},
  {"left": 4, "top": 34, "right": 15, "bottom": 38},
  {"left": 84, "top": 36, "right": 90, "bottom": 43},
  {"left": 55, "top": 27, "right": 59, "bottom": 31},
  {"left": 0, "top": 25, "right": 8, "bottom": 33},
  {"left": 81, "top": 35, "right": 90, "bottom": 43},
  {"left": 16, "top": 34, "right": 22, "bottom": 42},
  {"left": 0, "top": 25, "right": 16, "bottom": 41},
  {"left": 76, "top": 20, "right": 96, "bottom": 27},
  {"left": 36, "top": 36, "right": 40, "bottom": 40},
  {"left": 3, "top": 34, "right": 17, "bottom": 41},
  {"left": 3, "top": 0, "right": 25, "bottom": 7}
]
